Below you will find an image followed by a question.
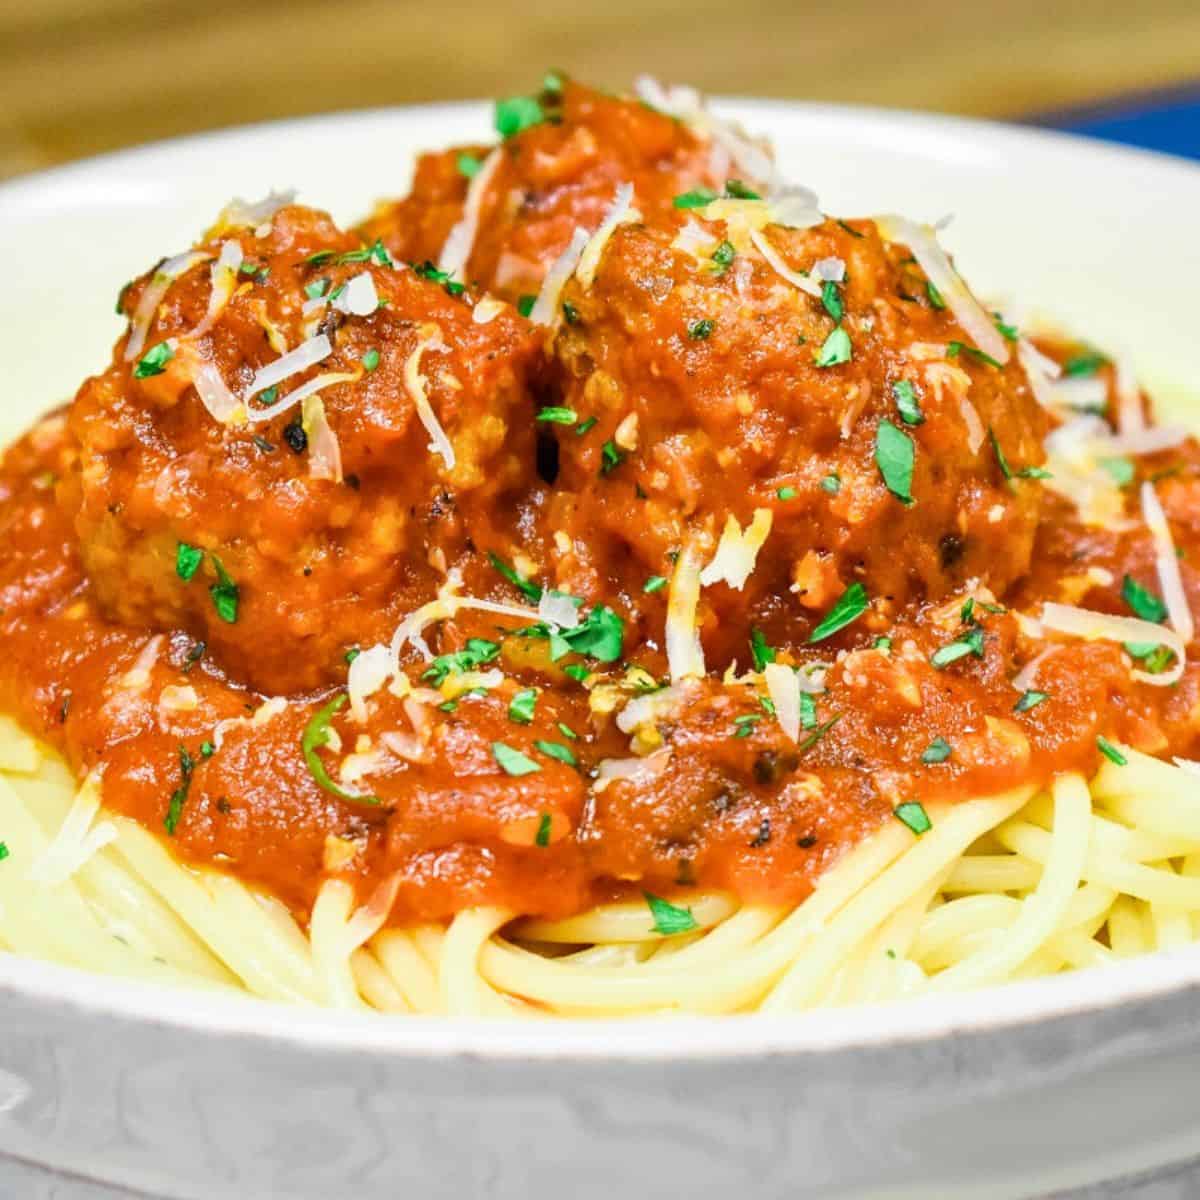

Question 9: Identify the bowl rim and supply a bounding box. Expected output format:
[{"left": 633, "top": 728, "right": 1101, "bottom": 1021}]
[{"left": 2, "top": 98, "right": 1199, "bottom": 1061}]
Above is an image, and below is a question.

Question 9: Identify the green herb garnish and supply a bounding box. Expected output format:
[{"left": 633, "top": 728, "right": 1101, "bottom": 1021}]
[
  {"left": 422, "top": 637, "right": 501, "bottom": 686},
  {"left": 1097, "top": 736, "right": 1127, "bottom": 766},
  {"left": 362, "top": 348, "right": 380, "bottom": 373},
  {"left": 457, "top": 152, "right": 483, "bottom": 179},
  {"left": 644, "top": 892, "right": 698, "bottom": 935},
  {"left": 508, "top": 688, "right": 537, "bottom": 725},
  {"left": 644, "top": 575, "right": 668, "bottom": 594},
  {"left": 600, "top": 441, "right": 624, "bottom": 474},
  {"left": 134, "top": 341, "right": 174, "bottom": 379},
  {"left": 776, "top": 486, "right": 797, "bottom": 500},
  {"left": 814, "top": 327, "right": 852, "bottom": 368},
  {"left": 494, "top": 95, "right": 545, "bottom": 138},
  {"left": 930, "top": 626, "right": 985, "bottom": 668},
  {"left": 688, "top": 318, "right": 714, "bottom": 340},
  {"left": 892, "top": 379, "right": 924, "bottom": 425},
  {"left": 301, "top": 694, "right": 379, "bottom": 805},
  {"left": 488, "top": 552, "right": 542, "bottom": 601},
  {"left": 710, "top": 240, "right": 736, "bottom": 275},
  {"left": 535, "top": 813, "right": 553, "bottom": 847},
  {"left": 821, "top": 280, "right": 843, "bottom": 323},
  {"left": 672, "top": 187, "right": 718, "bottom": 209},
  {"left": 492, "top": 741, "right": 541, "bottom": 776},
  {"left": 750, "top": 627, "right": 776, "bottom": 670},
  {"left": 809, "top": 582, "right": 868, "bottom": 643},
  {"left": 164, "top": 744, "right": 195, "bottom": 835},
  {"left": 875, "top": 419, "right": 914, "bottom": 504},
  {"left": 176, "top": 542, "right": 203, "bottom": 582},
  {"left": 535, "top": 739, "right": 577, "bottom": 766},
  {"left": 1121, "top": 574, "right": 1167, "bottom": 623},
  {"left": 894, "top": 801, "right": 932, "bottom": 835},
  {"left": 209, "top": 556, "right": 239, "bottom": 624},
  {"left": 1014, "top": 690, "right": 1048, "bottom": 713},
  {"left": 536, "top": 406, "right": 577, "bottom": 425},
  {"left": 921, "top": 737, "right": 952, "bottom": 764}
]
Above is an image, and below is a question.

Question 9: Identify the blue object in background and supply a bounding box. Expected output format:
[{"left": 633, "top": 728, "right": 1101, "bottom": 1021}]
[{"left": 1035, "top": 84, "right": 1200, "bottom": 161}]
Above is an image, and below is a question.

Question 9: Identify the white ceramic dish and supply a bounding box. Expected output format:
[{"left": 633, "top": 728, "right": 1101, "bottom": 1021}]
[{"left": 1, "top": 100, "right": 1199, "bottom": 1200}]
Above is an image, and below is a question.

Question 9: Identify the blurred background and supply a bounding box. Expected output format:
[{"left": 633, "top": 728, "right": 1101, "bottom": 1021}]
[{"left": 1, "top": 0, "right": 1198, "bottom": 180}]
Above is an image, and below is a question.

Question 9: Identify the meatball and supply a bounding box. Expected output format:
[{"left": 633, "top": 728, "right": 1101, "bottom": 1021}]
[
  {"left": 64, "top": 204, "right": 541, "bottom": 695},
  {"left": 358, "top": 78, "right": 736, "bottom": 303},
  {"left": 538, "top": 204, "right": 1050, "bottom": 658}
]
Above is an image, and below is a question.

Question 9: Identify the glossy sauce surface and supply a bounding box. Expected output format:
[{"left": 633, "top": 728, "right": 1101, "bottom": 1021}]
[{"left": 1, "top": 81, "right": 1197, "bottom": 927}]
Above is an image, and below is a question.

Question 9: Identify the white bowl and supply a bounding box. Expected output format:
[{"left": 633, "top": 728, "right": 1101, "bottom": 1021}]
[{"left": 1, "top": 101, "right": 1199, "bottom": 1200}]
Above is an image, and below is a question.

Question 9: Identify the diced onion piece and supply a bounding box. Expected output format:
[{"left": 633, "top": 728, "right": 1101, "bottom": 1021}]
[
  {"left": 1039, "top": 601, "right": 1186, "bottom": 685},
  {"left": 699, "top": 508, "right": 773, "bottom": 589},
  {"left": 124, "top": 249, "right": 212, "bottom": 362},
  {"left": 301, "top": 393, "right": 343, "bottom": 482},
  {"left": 763, "top": 662, "right": 800, "bottom": 742},
  {"left": 875, "top": 215, "right": 1009, "bottom": 366},
  {"left": 348, "top": 644, "right": 394, "bottom": 723},
  {"left": 1142, "top": 480, "right": 1194, "bottom": 645},
  {"left": 245, "top": 369, "right": 357, "bottom": 428},
  {"left": 666, "top": 541, "right": 706, "bottom": 682},
  {"left": 245, "top": 334, "right": 332, "bottom": 403},
  {"left": 332, "top": 272, "right": 379, "bottom": 317},
  {"left": 403, "top": 328, "right": 454, "bottom": 469},
  {"left": 576, "top": 183, "right": 640, "bottom": 288},
  {"left": 959, "top": 395, "right": 985, "bottom": 454},
  {"left": 437, "top": 148, "right": 503, "bottom": 280},
  {"left": 528, "top": 227, "right": 590, "bottom": 326},
  {"left": 538, "top": 590, "right": 580, "bottom": 630},
  {"left": 27, "top": 770, "right": 116, "bottom": 885},
  {"left": 594, "top": 747, "right": 672, "bottom": 794},
  {"left": 191, "top": 239, "right": 244, "bottom": 339},
  {"left": 748, "top": 229, "right": 821, "bottom": 298}
]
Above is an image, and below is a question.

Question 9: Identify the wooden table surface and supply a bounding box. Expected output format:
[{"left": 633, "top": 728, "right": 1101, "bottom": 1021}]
[{"left": 2, "top": 0, "right": 1198, "bottom": 180}]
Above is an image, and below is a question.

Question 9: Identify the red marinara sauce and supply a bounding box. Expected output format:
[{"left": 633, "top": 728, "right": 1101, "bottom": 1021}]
[{"left": 1, "top": 85, "right": 1198, "bottom": 930}]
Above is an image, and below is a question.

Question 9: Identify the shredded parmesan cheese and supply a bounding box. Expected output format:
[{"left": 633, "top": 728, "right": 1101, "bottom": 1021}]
[
  {"left": 124, "top": 250, "right": 211, "bottom": 362},
  {"left": 763, "top": 662, "right": 800, "bottom": 742},
  {"left": 347, "top": 645, "right": 394, "bottom": 723},
  {"left": 28, "top": 770, "right": 116, "bottom": 885},
  {"left": 332, "top": 272, "right": 380, "bottom": 317},
  {"left": 1039, "top": 602, "right": 1186, "bottom": 686},
  {"left": 538, "top": 590, "right": 581, "bottom": 630},
  {"left": 699, "top": 509, "right": 773, "bottom": 589},
  {"left": 594, "top": 747, "right": 672, "bottom": 794},
  {"left": 212, "top": 190, "right": 296, "bottom": 237},
  {"left": 190, "top": 240, "right": 244, "bottom": 339},
  {"left": 403, "top": 326, "right": 454, "bottom": 469},
  {"left": 748, "top": 229, "right": 821, "bottom": 298},
  {"left": 1141, "top": 480, "right": 1194, "bottom": 645},
  {"left": 438, "top": 148, "right": 504, "bottom": 280},
  {"left": 245, "top": 334, "right": 332, "bottom": 403},
  {"left": 666, "top": 541, "right": 706, "bottom": 682},
  {"left": 875, "top": 215, "right": 1010, "bottom": 366},
  {"left": 576, "top": 183, "right": 640, "bottom": 288},
  {"left": 301, "top": 393, "right": 343, "bottom": 482},
  {"left": 529, "top": 228, "right": 590, "bottom": 326}
]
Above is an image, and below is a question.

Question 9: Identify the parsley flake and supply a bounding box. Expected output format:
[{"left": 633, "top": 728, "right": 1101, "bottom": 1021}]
[
  {"left": 644, "top": 892, "right": 698, "bottom": 935},
  {"left": 750, "top": 627, "right": 776, "bottom": 670},
  {"left": 535, "top": 739, "right": 577, "bottom": 766},
  {"left": 921, "top": 737, "right": 952, "bottom": 764},
  {"left": 362, "top": 348, "right": 380, "bottom": 373},
  {"left": 301, "top": 694, "right": 379, "bottom": 806},
  {"left": 209, "top": 556, "right": 239, "bottom": 623},
  {"left": 492, "top": 741, "right": 541, "bottom": 776},
  {"left": 488, "top": 552, "right": 542, "bottom": 601},
  {"left": 536, "top": 406, "right": 577, "bottom": 425},
  {"left": 1014, "top": 690, "right": 1049, "bottom": 713},
  {"left": 672, "top": 187, "right": 718, "bottom": 209},
  {"left": 892, "top": 379, "right": 924, "bottom": 425},
  {"left": 815, "top": 327, "right": 852, "bottom": 368},
  {"left": 508, "top": 688, "right": 537, "bottom": 725},
  {"left": 535, "top": 813, "right": 553, "bottom": 847},
  {"left": 1121, "top": 574, "right": 1167, "bottom": 623},
  {"left": 894, "top": 801, "right": 932, "bottom": 835},
  {"left": 644, "top": 575, "right": 668, "bottom": 594},
  {"left": 809, "top": 582, "right": 868, "bottom": 643},
  {"left": 930, "top": 626, "right": 985, "bottom": 668},
  {"left": 1097, "top": 736, "right": 1127, "bottom": 766},
  {"left": 176, "top": 542, "right": 203, "bottom": 582},
  {"left": 777, "top": 485, "right": 798, "bottom": 500},
  {"left": 134, "top": 341, "right": 174, "bottom": 379},
  {"left": 875, "top": 419, "right": 915, "bottom": 504},
  {"left": 494, "top": 95, "right": 545, "bottom": 138},
  {"left": 688, "top": 318, "right": 714, "bottom": 340},
  {"left": 821, "top": 279, "right": 843, "bottom": 323}
]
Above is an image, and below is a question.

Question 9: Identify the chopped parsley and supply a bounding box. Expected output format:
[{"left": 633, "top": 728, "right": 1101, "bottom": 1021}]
[
  {"left": 535, "top": 813, "right": 553, "bottom": 847},
  {"left": 892, "top": 379, "right": 924, "bottom": 425},
  {"left": 875, "top": 419, "right": 914, "bottom": 504},
  {"left": 644, "top": 575, "right": 668, "bottom": 594},
  {"left": 600, "top": 440, "right": 624, "bottom": 474},
  {"left": 575, "top": 416, "right": 598, "bottom": 436},
  {"left": 362, "top": 348, "right": 380, "bottom": 373},
  {"left": 672, "top": 187, "right": 718, "bottom": 209},
  {"left": 508, "top": 688, "right": 537, "bottom": 725},
  {"left": 947, "top": 341, "right": 1003, "bottom": 369},
  {"left": 1099, "top": 456, "right": 1135, "bottom": 487},
  {"left": 558, "top": 604, "right": 624, "bottom": 662},
  {"left": 821, "top": 473, "right": 841, "bottom": 494},
  {"left": 776, "top": 485, "right": 798, "bottom": 500},
  {"left": 164, "top": 744, "right": 195, "bottom": 836},
  {"left": 492, "top": 741, "right": 541, "bottom": 776},
  {"left": 536, "top": 406, "right": 577, "bottom": 425},
  {"left": 874, "top": 635, "right": 892, "bottom": 652},
  {"left": 557, "top": 722, "right": 578, "bottom": 740},
  {"left": 814, "top": 327, "right": 852, "bottom": 368},
  {"left": 1097, "top": 736, "right": 1127, "bottom": 766},
  {"left": 1014, "top": 690, "right": 1049, "bottom": 713},
  {"left": 750, "top": 627, "right": 776, "bottom": 670},
  {"left": 1018, "top": 465, "right": 1053, "bottom": 481},
  {"left": 535, "top": 739, "right": 577, "bottom": 766},
  {"left": 517, "top": 294, "right": 537, "bottom": 318},
  {"left": 798, "top": 714, "right": 841, "bottom": 753},
  {"left": 921, "top": 737, "right": 953, "bottom": 764},
  {"left": 133, "top": 341, "right": 174, "bottom": 379},
  {"left": 209, "top": 556, "right": 239, "bottom": 623},
  {"left": 562, "top": 301, "right": 581, "bottom": 325},
  {"left": 488, "top": 552, "right": 542, "bottom": 601},
  {"left": 821, "top": 280, "right": 843, "bottom": 323},
  {"left": 494, "top": 95, "right": 545, "bottom": 139},
  {"left": 1121, "top": 574, "right": 1167, "bottom": 624},
  {"left": 182, "top": 640, "right": 206, "bottom": 673},
  {"left": 176, "top": 542, "right": 203, "bottom": 582},
  {"left": 1125, "top": 641, "right": 1175, "bottom": 674},
  {"left": 0, "top": 842, "right": 7, "bottom": 863},
  {"left": 710, "top": 240, "right": 736, "bottom": 275},
  {"left": 1063, "top": 351, "right": 1108, "bottom": 378},
  {"left": 644, "top": 892, "right": 698, "bottom": 935},
  {"left": 925, "top": 280, "right": 946, "bottom": 310},
  {"left": 836, "top": 219, "right": 864, "bottom": 238},
  {"left": 688, "top": 318, "right": 715, "bottom": 340},
  {"left": 456, "top": 152, "right": 483, "bottom": 179},
  {"left": 724, "top": 179, "right": 760, "bottom": 199},
  {"left": 930, "top": 626, "right": 985, "bottom": 668},
  {"left": 563, "top": 663, "right": 590, "bottom": 682},
  {"left": 798, "top": 691, "right": 818, "bottom": 730},
  {"left": 411, "top": 260, "right": 465, "bottom": 296},
  {"left": 988, "top": 427, "right": 1013, "bottom": 480},
  {"left": 894, "top": 801, "right": 932, "bottom": 836},
  {"left": 809, "top": 582, "right": 868, "bottom": 643},
  {"left": 302, "top": 694, "right": 379, "bottom": 805},
  {"left": 422, "top": 637, "right": 501, "bottom": 685}
]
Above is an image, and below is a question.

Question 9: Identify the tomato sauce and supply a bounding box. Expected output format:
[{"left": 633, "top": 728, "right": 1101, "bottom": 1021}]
[{"left": 1, "top": 80, "right": 1197, "bottom": 928}]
